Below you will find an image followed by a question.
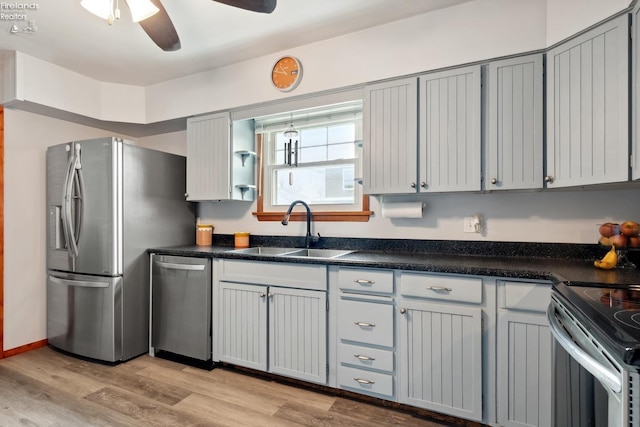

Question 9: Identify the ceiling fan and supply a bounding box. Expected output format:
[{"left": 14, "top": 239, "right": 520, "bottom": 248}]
[{"left": 80, "top": 0, "right": 277, "bottom": 52}]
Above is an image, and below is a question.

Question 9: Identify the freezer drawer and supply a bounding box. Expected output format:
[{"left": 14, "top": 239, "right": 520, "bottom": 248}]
[
  {"left": 151, "top": 255, "right": 212, "bottom": 361},
  {"left": 47, "top": 271, "right": 123, "bottom": 362}
]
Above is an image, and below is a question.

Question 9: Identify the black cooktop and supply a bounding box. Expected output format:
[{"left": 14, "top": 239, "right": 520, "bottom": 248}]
[{"left": 553, "top": 281, "right": 640, "bottom": 366}]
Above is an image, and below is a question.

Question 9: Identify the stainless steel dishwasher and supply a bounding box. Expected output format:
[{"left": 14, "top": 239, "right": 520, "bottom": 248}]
[{"left": 151, "top": 254, "right": 212, "bottom": 361}]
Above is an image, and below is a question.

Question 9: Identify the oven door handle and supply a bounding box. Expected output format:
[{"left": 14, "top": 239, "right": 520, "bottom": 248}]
[{"left": 547, "top": 303, "right": 622, "bottom": 394}]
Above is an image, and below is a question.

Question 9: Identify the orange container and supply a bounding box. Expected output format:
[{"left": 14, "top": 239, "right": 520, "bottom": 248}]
[
  {"left": 234, "top": 232, "right": 250, "bottom": 248},
  {"left": 196, "top": 224, "right": 213, "bottom": 246}
]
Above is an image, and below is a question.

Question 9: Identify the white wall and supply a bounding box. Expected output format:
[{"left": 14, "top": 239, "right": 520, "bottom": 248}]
[
  {"left": 546, "top": 0, "right": 631, "bottom": 45},
  {"left": 145, "top": 0, "right": 549, "bottom": 122},
  {"left": 198, "top": 187, "right": 640, "bottom": 245}
]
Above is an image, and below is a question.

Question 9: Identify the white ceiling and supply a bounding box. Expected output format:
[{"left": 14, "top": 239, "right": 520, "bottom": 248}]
[{"left": 0, "top": 0, "right": 469, "bottom": 86}]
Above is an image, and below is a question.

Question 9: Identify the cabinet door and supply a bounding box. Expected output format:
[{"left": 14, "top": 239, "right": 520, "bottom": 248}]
[
  {"left": 497, "top": 312, "right": 552, "bottom": 427},
  {"left": 218, "top": 282, "right": 267, "bottom": 371},
  {"left": 398, "top": 301, "right": 483, "bottom": 421},
  {"left": 633, "top": 3, "right": 640, "bottom": 180},
  {"left": 186, "top": 112, "right": 231, "bottom": 201},
  {"left": 487, "top": 54, "right": 543, "bottom": 190},
  {"left": 419, "top": 65, "right": 482, "bottom": 192},
  {"left": 363, "top": 77, "right": 418, "bottom": 194},
  {"left": 546, "top": 14, "right": 629, "bottom": 188},
  {"left": 269, "top": 287, "right": 327, "bottom": 384}
]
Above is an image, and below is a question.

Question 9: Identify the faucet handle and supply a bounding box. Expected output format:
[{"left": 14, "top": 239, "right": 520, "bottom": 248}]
[{"left": 313, "top": 233, "right": 321, "bottom": 243}]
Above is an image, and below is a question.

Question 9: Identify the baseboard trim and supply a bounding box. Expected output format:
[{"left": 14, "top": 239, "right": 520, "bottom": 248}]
[{"left": 3, "top": 339, "right": 48, "bottom": 358}]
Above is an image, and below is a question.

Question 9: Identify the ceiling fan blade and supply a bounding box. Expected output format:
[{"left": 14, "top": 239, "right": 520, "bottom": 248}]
[
  {"left": 138, "top": 0, "right": 181, "bottom": 51},
  {"left": 213, "top": 0, "right": 277, "bottom": 14}
]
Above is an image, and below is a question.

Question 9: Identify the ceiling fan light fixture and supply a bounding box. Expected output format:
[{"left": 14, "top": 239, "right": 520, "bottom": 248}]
[
  {"left": 125, "top": 0, "right": 159, "bottom": 22},
  {"left": 80, "top": 0, "right": 113, "bottom": 21}
]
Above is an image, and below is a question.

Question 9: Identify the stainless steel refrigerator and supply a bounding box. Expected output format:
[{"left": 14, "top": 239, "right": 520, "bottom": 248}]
[{"left": 46, "top": 137, "right": 195, "bottom": 362}]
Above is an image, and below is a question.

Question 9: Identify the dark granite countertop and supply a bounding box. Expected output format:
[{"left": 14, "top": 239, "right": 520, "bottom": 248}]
[{"left": 148, "top": 235, "right": 640, "bottom": 286}]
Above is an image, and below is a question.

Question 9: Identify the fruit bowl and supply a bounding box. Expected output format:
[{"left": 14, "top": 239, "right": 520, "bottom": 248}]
[{"left": 597, "top": 222, "right": 640, "bottom": 268}]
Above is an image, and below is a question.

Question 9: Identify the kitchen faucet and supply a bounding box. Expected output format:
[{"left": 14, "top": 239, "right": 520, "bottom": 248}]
[{"left": 281, "top": 200, "right": 319, "bottom": 248}]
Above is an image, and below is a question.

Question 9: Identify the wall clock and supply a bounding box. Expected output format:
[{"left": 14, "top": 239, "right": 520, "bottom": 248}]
[{"left": 271, "top": 56, "right": 303, "bottom": 92}]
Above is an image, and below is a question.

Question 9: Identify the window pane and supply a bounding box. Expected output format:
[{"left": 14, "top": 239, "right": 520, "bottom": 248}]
[
  {"left": 299, "top": 146, "right": 326, "bottom": 163},
  {"left": 328, "top": 142, "right": 354, "bottom": 160},
  {"left": 328, "top": 123, "right": 355, "bottom": 144},
  {"left": 300, "top": 128, "right": 327, "bottom": 148},
  {"left": 274, "top": 164, "right": 355, "bottom": 206}
]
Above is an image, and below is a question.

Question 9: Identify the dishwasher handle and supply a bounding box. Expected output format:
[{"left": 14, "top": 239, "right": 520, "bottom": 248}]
[
  {"left": 154, "top": 261, "right": 206, "bottom": 271},
  {"left": 547, "top": 303, "right": 622, "bottom": 394}
]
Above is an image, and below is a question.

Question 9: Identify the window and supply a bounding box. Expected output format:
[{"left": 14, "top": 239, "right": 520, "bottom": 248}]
[{"left": 253, "top": 101, "right": 372, "bottom": 222}]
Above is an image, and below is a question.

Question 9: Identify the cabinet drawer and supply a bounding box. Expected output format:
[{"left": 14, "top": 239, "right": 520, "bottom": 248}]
[
  {"left": 338, "top": 342, "right": 394, "bottom": 373},
  {"left": 338, "top": 267, "right": 393, "bottom": 294},
  {"left": 399, "top": 272, "right": 482, "bottom": 304},
  {"left": 338, "top": 299, "right": 393, "bottom": 347},
  {"left": 338, "top": 365, "right": 394, "bottom": 398},
  {"left": 219, "top": 260, "right": 326, "bottom": 291},
  {"left": 501, "top": 280, "right": 550, "bottom": 313}
]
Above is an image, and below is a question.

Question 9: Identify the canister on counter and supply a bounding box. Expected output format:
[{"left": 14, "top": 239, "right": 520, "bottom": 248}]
[
  {"left": 234, "top": 232, "right": 250, "bottom": 248},
  {"left": 196, "top": 224, "right": 214, "bottom": 246}
]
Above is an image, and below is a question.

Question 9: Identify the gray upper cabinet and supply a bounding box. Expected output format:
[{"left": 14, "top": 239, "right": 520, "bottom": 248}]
[
  {"left": 546, "top": 14, "right": 629, "bottom": 188},
  {"left": 633, "top": 4, "right": 640, "bottom": 180},
  {"left": 186, "top": 112, "right": 256, "bottom": 201},
  {"left": 486, "top": 54, "right": 544, "bottom": 191},
  {"left": 419, "top": 65, "right": 482, "bottom": 192},
  {"left": 363, "top": 77, "right": 418, "bottom": 194}
]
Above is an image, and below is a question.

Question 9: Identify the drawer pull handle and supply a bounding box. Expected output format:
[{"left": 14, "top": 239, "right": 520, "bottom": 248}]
[
  {"left": 427, "top": 286, "right": 452, "bottom": 292},
  {"left": 354, "top": 279, "right": 375, "bottom": 285},
  {"left": 354, "top": 322, "right": 376, "bottom": 328},
  {"left": 354, "top": 378, "right": 375, "bottom": 385},
  {"left": 354, "top": 354, "right": 375, "bottom": 361}
]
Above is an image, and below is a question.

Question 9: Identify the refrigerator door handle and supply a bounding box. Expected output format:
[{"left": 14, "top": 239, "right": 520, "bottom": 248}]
[
  {"left": 61, "top": 147, "right": 75, "bottom": 257},
  {"left": 154, "top": 261, "right": 206, "bottom": 271},
  {"left": 49, "top": 275, "right": 110, "bottom": 288},
  {"left": 63, "top": 144, "right": 84, "bottom": 259}
]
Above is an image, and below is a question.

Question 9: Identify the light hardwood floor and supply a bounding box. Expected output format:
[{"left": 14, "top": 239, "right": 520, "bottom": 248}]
[{"left": 0, "top": 346, "right": 458, "bottom": 427}]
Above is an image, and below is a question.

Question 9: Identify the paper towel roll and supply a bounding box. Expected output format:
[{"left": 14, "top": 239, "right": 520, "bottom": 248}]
[{"left": 381, "top": 202, "right": 424, "bottom": 219}]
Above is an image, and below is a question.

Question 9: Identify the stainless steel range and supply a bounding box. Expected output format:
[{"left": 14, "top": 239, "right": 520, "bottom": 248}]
[{"left": 549, "top": 281, "right": 640, "bottom": 426}]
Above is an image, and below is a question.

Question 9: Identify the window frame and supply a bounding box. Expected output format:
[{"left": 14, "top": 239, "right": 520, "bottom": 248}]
[{"left": 253, "top": 134, "right": 373, "bottom": 222}]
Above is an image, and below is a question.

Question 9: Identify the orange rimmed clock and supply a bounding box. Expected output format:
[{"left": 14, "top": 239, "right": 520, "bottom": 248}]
[{"left": 271, "top": 56, "right": 303, "bottom": 92}]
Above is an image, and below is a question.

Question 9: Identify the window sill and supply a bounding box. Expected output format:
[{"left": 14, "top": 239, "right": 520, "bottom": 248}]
[{"left": 253, "top": 210, "right": 373, "bottom": 222}]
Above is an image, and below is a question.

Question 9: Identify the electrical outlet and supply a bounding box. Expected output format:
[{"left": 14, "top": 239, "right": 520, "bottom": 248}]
[{"left": 464, "top": 216, "right": 481, "bottom": 233}]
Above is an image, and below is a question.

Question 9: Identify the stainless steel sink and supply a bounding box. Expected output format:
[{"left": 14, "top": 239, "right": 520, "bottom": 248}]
[
  {"left": 227, "top": 247, "right": 298, "bottom": 256},
  {"left": 280, "top": 248, "right": 355, "bottom": 259},
  {"left": 227, "top": 247, "right": 355, "bottom": 259}
]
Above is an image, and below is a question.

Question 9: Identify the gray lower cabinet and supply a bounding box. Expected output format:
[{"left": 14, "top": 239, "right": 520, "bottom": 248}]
[
  {"left": 397, "top": 272, "right": 484, "bottom": 422},
  {"left": 217, "top": 260, "right": 328, "bottom": 384},
  {"left": 546, "top": 13, "right": 629, "bottom": 188},
  {"left": 486, "top": 54, "right": 544, "bottom": 191},
  {"left": 497, "top": 280, "right": 552, "bottom": 427}
]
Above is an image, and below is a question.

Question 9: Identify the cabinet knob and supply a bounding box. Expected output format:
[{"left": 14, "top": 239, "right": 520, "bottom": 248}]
[
  {"left": 490, "top": 178, "right": 497, "bottom": 185},
  {"left": 400, "top": 308, "right": 407, "bottom": 314},
  {"left": 184, "top": 193, "right": 189, "bottom": 197},
  {"left": 410, "top": 182, "right": 416, "bottom": 188},
  {"left": 259, "top": 292, "right": 266, "bottom": 298},
  {"left": 420, "top": 182, "right": 426, "bottom": 188},
  {"left": 544, "top": 176, "right": 554, "bottom": 183}
]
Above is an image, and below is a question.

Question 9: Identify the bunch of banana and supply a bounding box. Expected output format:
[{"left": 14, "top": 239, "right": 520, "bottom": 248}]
[{"left": 594, "top": 245, "right": 618, "bottom": 269}]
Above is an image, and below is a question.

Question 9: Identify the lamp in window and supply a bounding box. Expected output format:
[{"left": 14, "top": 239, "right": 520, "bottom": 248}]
[
  {"left": 81, "top": 0, "right": 159, "bottom": 25},
  {"left": 284, "top": 123, "right": 299, "bottom": 167}
]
